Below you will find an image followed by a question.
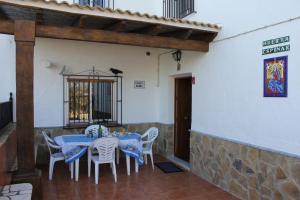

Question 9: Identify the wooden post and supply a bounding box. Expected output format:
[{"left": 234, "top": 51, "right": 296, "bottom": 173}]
[
  {"left": 15, "top": 20, "right": 36, "bottom": 173},
  {"left": 13, "top": 20, "right": 42, "bottom": 200}
]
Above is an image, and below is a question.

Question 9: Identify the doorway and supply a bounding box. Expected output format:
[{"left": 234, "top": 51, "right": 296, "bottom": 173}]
[{"left": 174, "top": 76, "right": 192, "bottom": 162}]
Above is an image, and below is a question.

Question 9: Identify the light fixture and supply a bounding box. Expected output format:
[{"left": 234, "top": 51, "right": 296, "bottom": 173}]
[{"left": 172, "top": 50, "right": 182, "bottom": 71}]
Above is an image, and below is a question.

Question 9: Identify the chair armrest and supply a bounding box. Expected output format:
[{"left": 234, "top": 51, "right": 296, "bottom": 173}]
[
  {"left": 48, "top": 142, "right": 62, "bottom": 150},
  {"left": 141, "top": 140, "right": 153, "bottom": 145}
]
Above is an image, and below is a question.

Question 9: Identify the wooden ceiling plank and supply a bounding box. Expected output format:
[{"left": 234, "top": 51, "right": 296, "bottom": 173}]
[{"left": 36, "top": 25, "right": 209, "bottom": 52}]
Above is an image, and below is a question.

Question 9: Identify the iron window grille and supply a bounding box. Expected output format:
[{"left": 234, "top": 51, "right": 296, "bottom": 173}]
[
  {"left": 163, "top": 0, "right": 195, "bottom": 19},
  {"left": 63, "top": 68, "right": 122, "bottom": 128},
  {"left": 74, "top": 0, "right": 114, "bottom": 9}
]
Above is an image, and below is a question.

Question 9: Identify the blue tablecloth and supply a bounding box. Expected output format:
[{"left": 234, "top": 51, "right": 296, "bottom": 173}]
[
  {"left": 55, "top": 133, "right": 144, "bottom": 165},
  {"left": 63, "top": 135, "right": 96, "bottom": 143}
]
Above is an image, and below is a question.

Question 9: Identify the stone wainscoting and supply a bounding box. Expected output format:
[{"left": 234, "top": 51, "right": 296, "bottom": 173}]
[
  {"left": 190, "top": 131, "right": 300, "bottom": 200},
  {"left": 35, "top": 123, "right": 174, "bottom": 165}
]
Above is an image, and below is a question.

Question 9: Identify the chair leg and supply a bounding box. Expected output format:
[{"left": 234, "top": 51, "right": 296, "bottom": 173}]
[
  {"left": 95, "top": 163, "right": 99, "bottom": 185},
  {"left": 116, "top": 148, "right": 120, "bottom": 165},
  {"left": 49, "top": 158, "right": 54, "bottom": 180},
  {"left": 135, "top": 159, "right": 139, "bottom": 173},
  {"left": 150, "top": 152, "right": 154, "bottom": 170},
  {"left": 144, "top": 154, "right": 148, "bottom": 165},
  {"left": 75, "top": 159, "right": 79, "bottom": 182},
  {"left": 70, "top": 162, "right": 74, "bottom": 180},
  {"left": 112, "top": 161, "right": 117, "bottom": 183},
  {"left": 126, "top": 155, "right": 130, "bottom": 176},
  {"left": 88, "top": 148, "right": 91, "bottom": 177}
]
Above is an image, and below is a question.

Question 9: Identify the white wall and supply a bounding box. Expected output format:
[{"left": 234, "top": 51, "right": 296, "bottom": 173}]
[
  {"left": 159, "top": 0, "right": 300, "bottom": 155},
  {"left": 186, "top": 0, "right": 300, "bottom": 39},
  {"left": 0, "top": 35, "right": 16, "bottom": 121},
  {"left": 34, "top": 38, "right": 160, "bottom": 127}
]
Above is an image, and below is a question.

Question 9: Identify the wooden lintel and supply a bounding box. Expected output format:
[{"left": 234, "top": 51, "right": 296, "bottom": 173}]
[
  {"left": 0, "top": 20, "right": 209, "bottom": 51},
  {"left": 0, "top": 20, "right": 14, "bottom": 34},
  {"left": 104, "top": 20, "right": 128, "bottom": 32},
  {"left": 137, "top": 24, "right": 162, "bottom": 36},
  {"left": 36, "top": 25, "right": 209, "bottom": 52}
]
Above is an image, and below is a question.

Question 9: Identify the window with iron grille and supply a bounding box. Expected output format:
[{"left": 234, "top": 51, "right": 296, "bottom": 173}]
[
  {"left": 163, "top": 0, "right": 195, "bottom": 19},
  {"left": 63, "top": 74, "right": 122, "bottom": 128}
]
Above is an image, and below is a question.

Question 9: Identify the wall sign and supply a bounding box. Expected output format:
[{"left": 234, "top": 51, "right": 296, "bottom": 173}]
[
  {"left": 262, "top": 36, "right": 290, "bottom": 55},
  {"left": 264, "top": 56, "right": 288, "bottom": 97},
  {"left": 263, "top": 36, "right": 290, "bottom": 47},
  {"left": 134, "top": 80, "right": 145, "bottom": 89}
]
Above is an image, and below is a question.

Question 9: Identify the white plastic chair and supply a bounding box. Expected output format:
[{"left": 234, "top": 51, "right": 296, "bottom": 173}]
[
  {"left": 42, "top": 131, "right": 66, "bottom": 180},
  {"left": 84, "top": 124, "right": 100, "bottom": 137},
  {"left": 141, "top": 127, "right": 159, "bottom": 170},
  {"left": 90, "top": 137, "right": 119, "bottom": 184}
]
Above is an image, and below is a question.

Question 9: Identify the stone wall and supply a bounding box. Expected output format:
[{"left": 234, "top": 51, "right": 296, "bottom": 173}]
[
  {"left": 35, "top": 123, "right": 174, "bottom": 165},
  {"left": 190, "top": 131, "right": 300, "bottom": 200}
]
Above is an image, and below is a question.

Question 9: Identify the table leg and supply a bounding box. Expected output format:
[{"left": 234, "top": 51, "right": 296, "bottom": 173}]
[
  {"left": 88, "top": 148, "right": 91, "bottom": 177},
  {"left": 135, "top": 159, "right": 139, "bottom": 173},
  {"left": 75, "top": 159, "right": 79, "bottom": 182},
  {"left": 126, "top": 155, "right": 130, "bottom": 176}
]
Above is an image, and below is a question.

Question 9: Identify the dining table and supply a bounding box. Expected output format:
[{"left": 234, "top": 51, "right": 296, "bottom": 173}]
[{"left": 54, "top": 132, "right": 143, "bottom": 181}]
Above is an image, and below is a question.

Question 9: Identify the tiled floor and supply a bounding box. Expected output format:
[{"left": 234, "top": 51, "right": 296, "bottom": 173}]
[{"left": 41, "top": 155, "right": 239, "bottom": 200}]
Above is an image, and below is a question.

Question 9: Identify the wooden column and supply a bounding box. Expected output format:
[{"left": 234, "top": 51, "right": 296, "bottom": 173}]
[
  {"left": 15, "top": 20, "right": 36, "bottom": 173},
  {"left": 13, "top": 20, "right": 42, "bottom": 200}
]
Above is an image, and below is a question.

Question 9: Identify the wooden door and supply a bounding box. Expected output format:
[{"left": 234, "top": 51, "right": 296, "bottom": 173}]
[{"left": 174, "top": 77, "right": 192, "bottom": 162}]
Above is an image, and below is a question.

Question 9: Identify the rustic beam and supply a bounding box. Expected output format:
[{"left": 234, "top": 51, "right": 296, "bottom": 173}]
[
  {"left": 137, "top": 24, "right": 162, "bottom": 36},
  {"left": 104, "top": 20, "right": 128, "bottom": 32},
  {"left": 0, "top": 20, "right": 14, "bottom": 34},
  {"left": 36, "top": 25, "right": 209, "bottom": 51}
]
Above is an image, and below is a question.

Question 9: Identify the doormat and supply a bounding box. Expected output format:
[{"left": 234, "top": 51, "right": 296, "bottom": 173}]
[{"left": 155, "top": 162, "right": 184, "bottom": 173}]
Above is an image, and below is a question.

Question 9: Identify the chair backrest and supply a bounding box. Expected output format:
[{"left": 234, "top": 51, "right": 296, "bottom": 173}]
[
  {"left": 93, "top": 137, "right": 118, "bottom": 162},
  {"left": 84, "top": 124, "right": 100, "bottom": 137},
  {"left": 143, "top": 127, "right": 159, "bottom": 149},
  {"left": 42, "top": 131, "right": 61, "bottom": 155}
]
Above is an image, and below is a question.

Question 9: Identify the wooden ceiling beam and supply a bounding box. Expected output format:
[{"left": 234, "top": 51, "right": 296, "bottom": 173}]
[
  {"left": 0, "top": 8, "right": 8, "bottom": 20},
  {"left": 164, "top": 29, "right": 193, "bottom": 39},
  {"left": 136, "top": 24, "right": 163, "bottom": 36},
  {"left": 104, "top": 20, "right": 128, "bottom": 32},
  {"left": 72, "top": 15, "right": 88, "bottom": 28},
  {"left": 36, "top": 25, "right": 209, "bottom": 52},
  {"left": 36, "top": 11, "right": 44, "bottom": 25}
]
